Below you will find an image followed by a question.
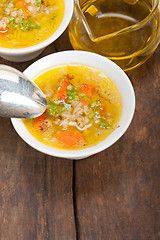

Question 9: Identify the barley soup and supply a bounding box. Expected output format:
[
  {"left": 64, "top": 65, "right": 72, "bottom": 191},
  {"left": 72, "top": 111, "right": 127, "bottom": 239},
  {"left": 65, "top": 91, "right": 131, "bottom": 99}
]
[{"left": 23, "top": 65, "right": 122, "bottom": 150}]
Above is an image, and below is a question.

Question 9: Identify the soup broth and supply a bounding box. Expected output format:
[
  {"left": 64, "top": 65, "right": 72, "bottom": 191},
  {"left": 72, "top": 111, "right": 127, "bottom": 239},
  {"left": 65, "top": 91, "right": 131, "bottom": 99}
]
[
  {"left": 23, "top": 65, "right": 122, "bottom": 150},
  {"left": 0, "top": 0, "right": 64, "bottom": 48}
]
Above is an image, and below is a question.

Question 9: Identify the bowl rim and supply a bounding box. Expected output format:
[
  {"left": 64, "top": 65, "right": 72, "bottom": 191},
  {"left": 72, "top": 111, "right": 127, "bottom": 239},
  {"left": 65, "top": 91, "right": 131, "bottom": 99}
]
[
  {"left": 0, "top": 0, "right": 74, "bottom": 54},
  {"left": 11, "top": 50, "right": 136, "bottom": 159}
]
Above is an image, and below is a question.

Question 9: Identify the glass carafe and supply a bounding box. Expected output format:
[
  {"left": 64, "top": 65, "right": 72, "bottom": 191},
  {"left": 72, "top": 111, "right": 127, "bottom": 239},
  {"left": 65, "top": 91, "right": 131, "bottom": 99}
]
[{"left": 68, "top": 0, "right": 160, "bottom": 71}]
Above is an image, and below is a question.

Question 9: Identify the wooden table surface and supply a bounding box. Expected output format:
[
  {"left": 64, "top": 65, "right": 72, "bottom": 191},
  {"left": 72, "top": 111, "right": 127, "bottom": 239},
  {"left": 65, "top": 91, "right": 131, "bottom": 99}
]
[{"left": 0, "top": 29, "right": 160, "bottom": 240}]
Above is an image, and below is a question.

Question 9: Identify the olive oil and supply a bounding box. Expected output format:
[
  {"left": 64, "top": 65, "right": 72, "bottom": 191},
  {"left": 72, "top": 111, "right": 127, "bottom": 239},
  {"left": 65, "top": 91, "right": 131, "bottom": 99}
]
[{"left": 68, "top": 0, "right": 160, "bottom": 71}]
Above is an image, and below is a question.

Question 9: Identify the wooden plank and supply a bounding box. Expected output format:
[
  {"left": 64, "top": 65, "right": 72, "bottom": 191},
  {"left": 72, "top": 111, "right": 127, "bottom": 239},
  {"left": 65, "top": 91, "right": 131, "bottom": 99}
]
[
  {"left": 0, "top": 46, "right": 76, "bottom": 240},
  {"left": 54, "top": 29, "right": 73, "bottom": 51},
  {"left": 74, "top": 48, "right": 160, "bottom": 240},
  {"left": 0, "top": 119, "right": 76, "bottom": 240}
]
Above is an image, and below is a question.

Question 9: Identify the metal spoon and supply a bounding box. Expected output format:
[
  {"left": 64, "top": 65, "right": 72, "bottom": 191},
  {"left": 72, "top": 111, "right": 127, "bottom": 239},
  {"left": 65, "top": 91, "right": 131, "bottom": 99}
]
[{"left": 0, "top": 64, "right": 47, "bottom": 118}]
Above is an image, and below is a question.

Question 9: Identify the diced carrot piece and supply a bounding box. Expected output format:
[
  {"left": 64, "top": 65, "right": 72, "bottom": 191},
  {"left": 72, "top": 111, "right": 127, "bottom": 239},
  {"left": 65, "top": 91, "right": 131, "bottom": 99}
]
[
  {"left": 16, "top": 1, "right": 32, "bottom": 17},
  {"left": 0, "top": 28, "right": 8, "bottom": 34},
  {"left": 55, "top": 75, "right": 69, "bottom": 101},
  {"left": 55, "top": 129, "right": 84, "bottom": 147},
  {"left": 34, "top": 113, "right": 48, "bottom": 131},
  {"left": 80, "top": 83, "right": 96, "bottom": 97},
  {"left": 99, "top": 104, "right": 106, "bottom": 116},
  {"left": 80, "top": 97, "right": 88, "bottom": 105}
]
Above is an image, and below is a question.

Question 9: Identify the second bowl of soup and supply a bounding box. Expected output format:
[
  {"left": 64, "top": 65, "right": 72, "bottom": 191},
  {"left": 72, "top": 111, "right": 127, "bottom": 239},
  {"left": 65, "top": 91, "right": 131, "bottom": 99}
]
[{"left": 0, "top": 0, "right": 73, "bottom": 61}]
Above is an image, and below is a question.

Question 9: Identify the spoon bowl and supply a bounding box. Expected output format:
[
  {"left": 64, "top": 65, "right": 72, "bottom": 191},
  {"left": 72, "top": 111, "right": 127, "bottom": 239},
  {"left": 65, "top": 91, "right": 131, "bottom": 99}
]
[{"left": 0, "top": 65, "right": 47, "bottom": 118}]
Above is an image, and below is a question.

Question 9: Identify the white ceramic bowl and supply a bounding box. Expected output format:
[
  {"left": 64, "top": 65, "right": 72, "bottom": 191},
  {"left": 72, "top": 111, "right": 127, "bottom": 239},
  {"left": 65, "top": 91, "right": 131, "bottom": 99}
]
[
  {"left": 0, "top": 0, "right": 73, "bottom": 62},
  {"left": 11, "top": 50, "right": 135, "bottom": 160}
]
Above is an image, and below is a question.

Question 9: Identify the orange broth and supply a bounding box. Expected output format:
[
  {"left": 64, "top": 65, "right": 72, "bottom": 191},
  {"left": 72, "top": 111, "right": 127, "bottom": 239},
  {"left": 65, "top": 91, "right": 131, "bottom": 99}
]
[{"left": 23, "top": 65, "right": 122, "bottom": 149}]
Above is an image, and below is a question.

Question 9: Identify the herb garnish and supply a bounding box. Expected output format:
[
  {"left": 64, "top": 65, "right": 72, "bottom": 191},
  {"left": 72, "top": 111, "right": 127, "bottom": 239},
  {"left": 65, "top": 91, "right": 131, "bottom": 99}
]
[
  {"left": 47, "top": 99, "right": 67, "bottom": 117},
  {"left": 36, "top": 0, "right": 41, "bottom": 7},
  {"left": 66, "top": 85, "right": 79, "bottom": 104}
]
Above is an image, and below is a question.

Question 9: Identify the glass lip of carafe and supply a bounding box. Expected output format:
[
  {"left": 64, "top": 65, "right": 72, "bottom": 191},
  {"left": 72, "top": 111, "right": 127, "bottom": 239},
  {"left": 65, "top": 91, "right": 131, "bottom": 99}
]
[{"left": 74, "top": 0, "right": 160, "bottom": 42}]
